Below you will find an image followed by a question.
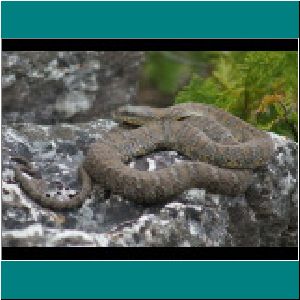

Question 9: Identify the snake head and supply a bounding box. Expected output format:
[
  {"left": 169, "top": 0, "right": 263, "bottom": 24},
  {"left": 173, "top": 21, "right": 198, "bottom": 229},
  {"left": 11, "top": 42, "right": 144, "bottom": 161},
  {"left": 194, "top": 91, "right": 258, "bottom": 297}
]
[
  {"left": 112, "top": 104, "right": 206, "bottom": 125},
  {"left": 112, "top": 105, "right": 161, "bottom": 126},
  {"left": 172, "top": 110, "right": 205, "bottom": 121}
]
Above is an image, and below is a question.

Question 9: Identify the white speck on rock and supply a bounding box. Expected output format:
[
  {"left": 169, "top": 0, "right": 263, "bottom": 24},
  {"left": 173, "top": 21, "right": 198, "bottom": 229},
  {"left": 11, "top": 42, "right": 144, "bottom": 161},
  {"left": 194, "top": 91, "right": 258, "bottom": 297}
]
[
  {"left": 185, "top": 188, "right": 206, "bottom": 201},
  {"left": 212, "top": 195, "right": 220, "bottom": 205},
  {"left": 3, "top": 224, "right": 43, "bottom": 239},
  {"left": 55, "top": 91, "right": 93, "bottom": 117},
  {"left": 280, "top": 171, "right": 295, "bottom": 196},
  {"left": 5, "top": 127, "right": 31, "bottom": 147},
  {"left": 2, "top": 74, "right": 16, "bottom": 88},
  {"left": 189, "top": 221, "right": 199, "bottom": 236},
  {"left": 147, "top": 158, "right": 156, "bottom": 171}
]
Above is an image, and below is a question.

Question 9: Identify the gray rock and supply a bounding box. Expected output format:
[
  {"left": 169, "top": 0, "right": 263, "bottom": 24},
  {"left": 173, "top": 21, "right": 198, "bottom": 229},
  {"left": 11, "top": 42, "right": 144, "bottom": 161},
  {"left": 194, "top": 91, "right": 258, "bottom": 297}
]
[
  {"left": 1, "top": 121, "right": 297, "bottom": 247},
  {"left": 2, "top": 51, "right": 144, "bottom": 124}
]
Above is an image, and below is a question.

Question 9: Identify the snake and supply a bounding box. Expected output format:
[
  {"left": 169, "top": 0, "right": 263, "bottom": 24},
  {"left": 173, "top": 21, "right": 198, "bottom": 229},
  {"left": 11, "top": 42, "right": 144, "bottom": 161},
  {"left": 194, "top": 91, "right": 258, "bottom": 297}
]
[{"left": 14, "top": 102, "right": 274, "bottom": 210}]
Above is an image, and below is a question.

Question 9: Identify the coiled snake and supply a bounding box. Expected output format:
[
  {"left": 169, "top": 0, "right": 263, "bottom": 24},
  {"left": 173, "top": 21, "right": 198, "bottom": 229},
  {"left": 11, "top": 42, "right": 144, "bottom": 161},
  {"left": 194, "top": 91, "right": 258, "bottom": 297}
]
[{"left": 14, "top": 103, "right": 274, "bottom": 210}]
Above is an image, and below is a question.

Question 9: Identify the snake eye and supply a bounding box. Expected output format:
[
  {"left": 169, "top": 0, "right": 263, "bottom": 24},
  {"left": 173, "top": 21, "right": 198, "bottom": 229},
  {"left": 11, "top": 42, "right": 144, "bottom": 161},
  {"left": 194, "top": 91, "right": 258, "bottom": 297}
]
[{"left": 177, "top": 116, "right": 189, "bottom": 121}]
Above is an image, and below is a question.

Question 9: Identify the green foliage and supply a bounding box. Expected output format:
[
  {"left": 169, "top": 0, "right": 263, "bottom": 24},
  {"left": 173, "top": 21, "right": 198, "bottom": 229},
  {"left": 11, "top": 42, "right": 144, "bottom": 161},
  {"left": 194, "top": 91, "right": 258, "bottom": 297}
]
[
  {"left": 175, "top": 51, "right": 298, "bottom": 140},
  {"left": 143, "top": 52, "right": 189, "bottom": 94},
  {"left": 142, "top": 51, "right": 220, "bottom": 94}
]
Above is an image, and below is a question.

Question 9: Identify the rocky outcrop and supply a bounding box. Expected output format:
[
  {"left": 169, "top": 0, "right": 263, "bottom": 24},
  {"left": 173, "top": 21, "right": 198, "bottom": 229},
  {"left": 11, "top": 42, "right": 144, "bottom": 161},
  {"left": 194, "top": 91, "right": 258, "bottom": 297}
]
[
  {"left": 2, "top": 121, "right": 297, "bottom": 247},
  {"left": 2, "top": 51, "right": 144, "bottom": 124}
]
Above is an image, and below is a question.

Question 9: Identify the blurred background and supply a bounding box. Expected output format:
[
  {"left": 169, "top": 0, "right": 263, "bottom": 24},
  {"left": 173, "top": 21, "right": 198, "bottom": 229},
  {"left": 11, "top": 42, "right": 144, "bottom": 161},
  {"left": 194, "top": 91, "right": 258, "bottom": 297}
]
[{"left": 2, "top": 51, "right": 298, "bottom": 140}]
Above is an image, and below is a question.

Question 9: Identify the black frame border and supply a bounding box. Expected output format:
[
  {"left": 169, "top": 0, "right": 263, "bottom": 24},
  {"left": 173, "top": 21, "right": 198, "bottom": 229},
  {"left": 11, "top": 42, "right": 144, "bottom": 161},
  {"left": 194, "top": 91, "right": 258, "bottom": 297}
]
[
  {"left": 2, "top": 38, "right": 298, "bottom": 51},
  {"left": 2, "top": 246, "right": 298, "bottom": 260}
]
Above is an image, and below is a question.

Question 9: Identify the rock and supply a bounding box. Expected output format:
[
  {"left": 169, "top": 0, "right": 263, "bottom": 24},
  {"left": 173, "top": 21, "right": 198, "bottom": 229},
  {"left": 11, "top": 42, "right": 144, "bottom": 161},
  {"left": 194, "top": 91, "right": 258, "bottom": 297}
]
[
  {"left": 1, "top": 121, "right": 297, "bottom": 247},
  {"left": 2, "top": 51, "right": 144, "bottom": 124}
]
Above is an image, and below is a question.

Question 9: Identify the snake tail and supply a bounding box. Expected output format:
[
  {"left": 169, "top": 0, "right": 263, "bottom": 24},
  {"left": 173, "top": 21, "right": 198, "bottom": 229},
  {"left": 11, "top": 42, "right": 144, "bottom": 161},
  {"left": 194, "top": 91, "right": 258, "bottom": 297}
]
[{"left": 14, "top": 165, "right": 92, "bottom": 210}]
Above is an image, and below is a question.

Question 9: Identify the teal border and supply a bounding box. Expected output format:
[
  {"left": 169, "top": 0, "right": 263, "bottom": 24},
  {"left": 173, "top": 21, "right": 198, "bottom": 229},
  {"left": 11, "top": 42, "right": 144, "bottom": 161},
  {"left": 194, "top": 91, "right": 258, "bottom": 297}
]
[
  {"left": 1, "top": 261, "right": 299, "bottom": 299},
  {"left": 1, "top": 1, "right": 299, "bottom": 300},
  {"left": 1, "top": 1, "right": 299, "bottom": 38}
]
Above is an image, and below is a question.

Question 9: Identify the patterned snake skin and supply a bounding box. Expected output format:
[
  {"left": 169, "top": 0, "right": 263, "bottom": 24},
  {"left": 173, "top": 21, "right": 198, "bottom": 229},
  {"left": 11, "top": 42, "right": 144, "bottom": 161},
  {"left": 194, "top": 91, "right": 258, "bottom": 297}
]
[{"left": 14, "top": 103, "right": 274, "bottom": 210}]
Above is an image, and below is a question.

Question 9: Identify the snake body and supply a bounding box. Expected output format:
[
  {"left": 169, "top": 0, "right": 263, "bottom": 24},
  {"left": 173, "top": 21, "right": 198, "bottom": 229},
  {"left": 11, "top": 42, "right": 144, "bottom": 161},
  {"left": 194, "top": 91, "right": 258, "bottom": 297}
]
[{"left": 14, "top": 103, "right": 274, "bottom": 210}]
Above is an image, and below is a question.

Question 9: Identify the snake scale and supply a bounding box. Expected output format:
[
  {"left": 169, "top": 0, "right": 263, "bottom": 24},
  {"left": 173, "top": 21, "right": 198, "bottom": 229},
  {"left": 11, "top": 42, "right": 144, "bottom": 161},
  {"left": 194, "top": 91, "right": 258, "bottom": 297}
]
[{"left": 14, "top": 103, "right": 274, "bottom": 210}]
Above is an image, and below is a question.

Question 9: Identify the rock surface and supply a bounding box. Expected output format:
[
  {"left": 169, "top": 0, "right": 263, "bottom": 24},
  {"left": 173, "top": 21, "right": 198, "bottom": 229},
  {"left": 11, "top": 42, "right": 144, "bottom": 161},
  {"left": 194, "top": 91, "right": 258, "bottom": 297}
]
[
  {"left": 2, "top": 121, "right": 298, "bottom": 247},
  {"left": 2, "top": 51, "right": 144, "bottom": 124}
]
